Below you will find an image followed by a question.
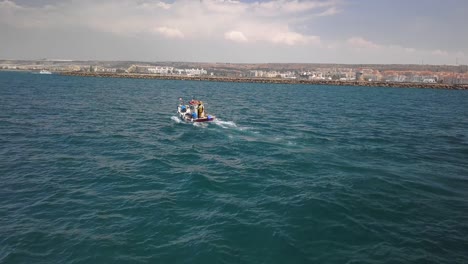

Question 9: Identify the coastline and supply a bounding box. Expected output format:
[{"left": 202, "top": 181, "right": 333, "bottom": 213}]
[{"left": 59, "top": 71, "right": 468, "bottom": 90}]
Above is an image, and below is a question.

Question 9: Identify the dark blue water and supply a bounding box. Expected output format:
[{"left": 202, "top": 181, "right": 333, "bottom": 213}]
[{"left": 1, "top": 71, "right": 468, "bottom": 263}]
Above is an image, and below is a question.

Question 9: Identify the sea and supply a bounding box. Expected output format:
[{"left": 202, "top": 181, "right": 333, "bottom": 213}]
[{"left": 1, "top": 71, "right": 467, "bottom": 263}]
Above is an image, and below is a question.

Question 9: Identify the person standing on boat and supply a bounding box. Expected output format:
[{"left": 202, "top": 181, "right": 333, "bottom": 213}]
[{"left": 198, "top": 102, "right": 205, "bottom": 118}]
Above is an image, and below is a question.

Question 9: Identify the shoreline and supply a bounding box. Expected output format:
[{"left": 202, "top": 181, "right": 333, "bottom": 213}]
[{"left": 58, "top": 72, "right": 468, "bottom": 90}]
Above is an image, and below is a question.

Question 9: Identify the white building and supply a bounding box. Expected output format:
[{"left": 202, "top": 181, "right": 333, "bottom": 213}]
[
  {"left": 148, "top": 66, "right": 174, "bottom": 74},
  {"left": 175, "top": 68, "right": 207, "bottom": 76}
]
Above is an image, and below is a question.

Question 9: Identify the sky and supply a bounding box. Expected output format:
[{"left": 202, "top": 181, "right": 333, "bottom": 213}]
[{"left": 1, "top": 0, "right": 467, "bottom": 64}]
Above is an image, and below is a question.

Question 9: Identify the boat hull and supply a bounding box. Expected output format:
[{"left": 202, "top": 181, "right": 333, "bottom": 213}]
[{"left": 193, "top": 117, "right": 215, "bottom": 122}]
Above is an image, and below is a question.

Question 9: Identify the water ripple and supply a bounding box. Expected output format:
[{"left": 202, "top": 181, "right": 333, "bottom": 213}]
[{"left": 1, "top": 72, "right": 468, "bottom": 263}]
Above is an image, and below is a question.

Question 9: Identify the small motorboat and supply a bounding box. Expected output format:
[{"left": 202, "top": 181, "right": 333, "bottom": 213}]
[{"left": 177, "top": 98, "right": 215, "bottom": 123}]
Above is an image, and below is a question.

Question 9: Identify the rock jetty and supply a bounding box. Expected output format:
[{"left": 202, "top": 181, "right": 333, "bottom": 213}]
[{"left": 60, "top": 72, "right": 468, "bottom": 90}]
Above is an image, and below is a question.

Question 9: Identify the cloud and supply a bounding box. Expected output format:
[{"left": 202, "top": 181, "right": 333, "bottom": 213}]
[
  {"left": 137, "top": 2, "right": 172, "bottom": 10},
  {"left": 0, "top": 0, "right": 334, "bottom": 45},
  {"left": 271, "top": 32, "right": 320, "bottom": 45},
  {"left": 251, "top": 0, "right": 337, "bottom": 15},
  {"left": 224, "top": 31, "right": 248, "bottom": 43},
  {"left": 154, "top": 27, "right": 184, "bottom": 38},
  {"left": 347, "top": 37, "right": 380, "bottom": 49},
  {"left": 340, "top": 37, "right": 467, "bottom": 64},
  {"left": 317, "top": 7, "right": 340, "bottom": 16},
  {"left": 432, "top": 49, "right": 449, "bottom": 56},
  {"left": 0, "top": 0, "right": 19, "bottom": 9},
  {"left": 456, "top": 51, "right": 466, "bottom": 57},
  {"left": 2, "top": 0, "right": 468, "bottom": 65}
]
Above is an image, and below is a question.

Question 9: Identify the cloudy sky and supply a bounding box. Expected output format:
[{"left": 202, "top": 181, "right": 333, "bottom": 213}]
[{"left": 1, "top": 0, "right": 467, "bottom": 64}]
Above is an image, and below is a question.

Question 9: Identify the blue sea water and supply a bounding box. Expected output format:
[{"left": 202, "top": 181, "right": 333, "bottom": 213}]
[{"left": 1, "top": 71, "right": 468, "bottom": 263}]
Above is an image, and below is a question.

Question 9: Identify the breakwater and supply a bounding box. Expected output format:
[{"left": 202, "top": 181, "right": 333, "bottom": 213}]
[{"left": 60, "top": 72, "right": 468, "bottom": 90}]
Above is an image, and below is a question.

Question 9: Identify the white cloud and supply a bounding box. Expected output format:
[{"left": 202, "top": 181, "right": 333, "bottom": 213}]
[
  {"left": 317, "top": 7, "right": 340, "bottom": 16},
  {"left": 154, "top": 27, "right": 184, "bottom": 38},
  {"left": 340, "top": 37, "right": 467, "bottom": 64},
  {"left": 271, "top": 32, "right": 320, "bottom": 46},
  {"left": 251, "top": 0, "right": 336, "bottom": 15},
  {"left": 135, "top": 1, "right": 172, "bottom": 11},
  {"left": 0, "top": 0, "right": 333, "bottom": 45},
  {"left": 224, "top": 31, "right": 248, "bottom": 43},
  {"left": 347, "top": 37, "right": 380, "bottom": 49},
  {"left": 0, "top": 0, "right": 19, "bottom": 9},
  {"left": 432, "top": 49, "right": 449, "bottom": 56}
]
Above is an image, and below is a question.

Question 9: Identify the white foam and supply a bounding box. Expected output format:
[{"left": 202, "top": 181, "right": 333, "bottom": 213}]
[
  {"left": 213, "top": 119, "right": 237, "bottom": 129},
  {"left": 193, "top": 122, "right": 208, "bottom": 128},
  {"left": 171, "top": 116, "right": 182, "bottom": 123}
]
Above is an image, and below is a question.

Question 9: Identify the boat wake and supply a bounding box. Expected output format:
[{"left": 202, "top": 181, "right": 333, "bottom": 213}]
[
  {"left": 213, "top": 119, "right": 237, "bottom": 129},
  {"left": 171, "top": 116, "right": 252, "bottom": 132},
  {"left": 171, "top": 116, "right": 182, "bottom": 123},
  {"left": 193, "top": 122, "right": 208, "bottom": 128},
  {"left": 171, "top": 116, "right": 209, "bottom": 128},
  {"left": 171, "top": 115, "right": 295, "bottom": 145}
]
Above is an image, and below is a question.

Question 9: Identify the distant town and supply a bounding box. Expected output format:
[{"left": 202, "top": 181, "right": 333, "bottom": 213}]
[{"left": 1, "top": 59, "right": 468, "bottom": 85}]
